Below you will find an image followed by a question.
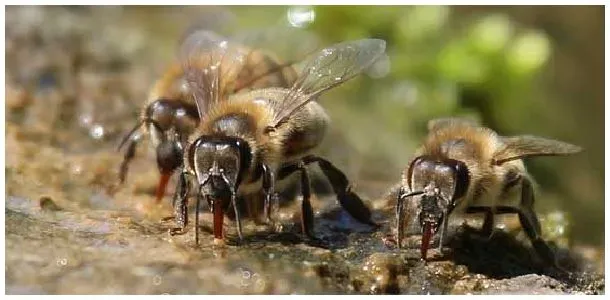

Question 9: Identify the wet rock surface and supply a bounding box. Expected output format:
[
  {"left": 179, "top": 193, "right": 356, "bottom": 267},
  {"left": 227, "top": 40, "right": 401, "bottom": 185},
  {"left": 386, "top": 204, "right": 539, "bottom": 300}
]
[{"left": 5, "top": 6, "right": 604, "bottom": 295}]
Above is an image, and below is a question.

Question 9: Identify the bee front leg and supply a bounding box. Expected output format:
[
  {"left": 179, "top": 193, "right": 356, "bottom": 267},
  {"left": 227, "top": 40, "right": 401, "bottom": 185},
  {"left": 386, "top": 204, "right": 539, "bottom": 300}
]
[
  {"left": 231, "top": 191, "right": 244, "bottom": 242},
  {"left": 261, "top": 164, "right": 276, "bottom": 223},
  {"left": 302, "top": 155, "right": 377, "bottom": 227},
  {"left": 437, "top": 214, "right": 449, "bottom": 253},
  {"left": 169, "top": 171, "right": 190, "bottom": 236},
  {"left": 117, "top": 121, "right": 143, "bottom": 186},
  {"left": 118, "top": 136, "right": 139, "bottom": 185}
]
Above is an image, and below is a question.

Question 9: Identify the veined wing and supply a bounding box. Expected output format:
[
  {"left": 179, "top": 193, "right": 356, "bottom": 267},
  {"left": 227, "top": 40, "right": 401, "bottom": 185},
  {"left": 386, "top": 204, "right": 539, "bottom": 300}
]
[{"left": 268, "top": 38, "right": 387, "bottom": 128}]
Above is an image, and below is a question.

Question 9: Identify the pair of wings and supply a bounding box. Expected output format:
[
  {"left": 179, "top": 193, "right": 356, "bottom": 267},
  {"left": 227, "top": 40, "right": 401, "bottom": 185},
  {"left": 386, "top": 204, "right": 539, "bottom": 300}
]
[
  {"left": 427, "top": 118, "right": 583, "bottom": 165},
  {"left": 179, "top": 27, "right": 387, "bottom": 128}
]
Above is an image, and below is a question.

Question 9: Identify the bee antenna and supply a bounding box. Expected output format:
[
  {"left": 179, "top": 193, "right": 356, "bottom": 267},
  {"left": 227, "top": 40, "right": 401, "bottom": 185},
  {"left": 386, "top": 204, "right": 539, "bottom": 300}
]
[
  {"left": 117, "top": 120, "right": 144, "bottom": 151},
  {"left": 400, "top": 190, "right": 424, "bottom": 200}
]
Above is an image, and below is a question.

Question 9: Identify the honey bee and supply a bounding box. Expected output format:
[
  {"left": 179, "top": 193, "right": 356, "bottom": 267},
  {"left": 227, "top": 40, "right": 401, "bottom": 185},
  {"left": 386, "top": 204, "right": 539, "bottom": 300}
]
[
  {"left": 169, "top": 31, "right": 386, "bottom": 244},
  {"left": 117, "top": 26, "right": 317, "bottom": 204},
  {"left": 395, "top": 118, "right": 582, "bottom": 263}
]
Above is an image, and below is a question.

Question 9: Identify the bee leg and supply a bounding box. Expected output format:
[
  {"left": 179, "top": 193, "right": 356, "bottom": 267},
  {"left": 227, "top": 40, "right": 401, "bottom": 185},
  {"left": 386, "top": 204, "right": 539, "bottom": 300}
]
[
  {"left": 437, "top": 214, "right": 449, "bottom": 254},
  {"left": 276, "top": 162, "right": 314, "bottom": 238},
  {"left": 396, "top": 187, "right": 406, "bottom": 249},
  {"left": 297, "top": 163, "right": 316, "bottom": 239},
  {"left": 518, "top": 178, "right": 559, "bottom": 267},
  {"left": 468, "top": 201, "right": 559, "bottom": 267},
  {"left": 465, "top": 206, "right": 496, "bottom": 238},
  {"left": 231, "top": 191, "right": 244, "bottom": 242},
  {"left": 489, "top": 205, "right": 563, "bottom": 273},
  {"left": 117, "top": 120, "right": 143, "bottom": 186},
  {"left": 195, "top": 194, "right": 201, "bottom": 245},
  {"left": 302, "top": 155, "right": 377, "bottom": 227},
  {"left": 262, "top": 164, "right": 276, "bottom": 223},
  {"left": 118, "top": 137, "right": 138, "bottom": 185},
  {"left": 169, "top": 171, "right": 190, "bottom": 236},
  {"left": 268, "top": 192, "right": 282, "bottom": 233}
]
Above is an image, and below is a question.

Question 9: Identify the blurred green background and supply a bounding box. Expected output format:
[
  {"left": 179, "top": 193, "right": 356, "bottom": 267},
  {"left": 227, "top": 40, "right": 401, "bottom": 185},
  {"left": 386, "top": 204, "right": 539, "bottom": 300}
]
[{"left": 9, "top": 6, "right": 604, "bottom": 248}]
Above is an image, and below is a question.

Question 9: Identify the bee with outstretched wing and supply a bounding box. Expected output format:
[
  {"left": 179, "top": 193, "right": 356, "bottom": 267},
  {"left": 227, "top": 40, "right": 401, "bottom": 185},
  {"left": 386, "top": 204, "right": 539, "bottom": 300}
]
[
  {"left": 171, "top": 37, "right": 387, "bottom": 244},
  {"left": 116, "top": 22, "right": 317, "bottom": 205}
]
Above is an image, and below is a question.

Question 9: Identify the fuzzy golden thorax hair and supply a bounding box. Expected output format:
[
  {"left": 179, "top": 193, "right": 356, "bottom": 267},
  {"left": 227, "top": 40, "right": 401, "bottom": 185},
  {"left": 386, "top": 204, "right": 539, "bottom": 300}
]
[{"left": 191, "top": 97, "right": 285, "bottom": 174}]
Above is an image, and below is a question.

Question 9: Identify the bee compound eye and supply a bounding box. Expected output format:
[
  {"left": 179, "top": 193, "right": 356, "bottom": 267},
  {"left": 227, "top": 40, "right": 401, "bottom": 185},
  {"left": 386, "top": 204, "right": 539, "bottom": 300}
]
[
  {"left": 174, "top": 108, "right": 197, "bottom": 134},
  {"left": 148, "top": 100, "right": 176, "bottom": 131},
  {"left": 156, "top": 141, "right": 183, "bottom": 173}
]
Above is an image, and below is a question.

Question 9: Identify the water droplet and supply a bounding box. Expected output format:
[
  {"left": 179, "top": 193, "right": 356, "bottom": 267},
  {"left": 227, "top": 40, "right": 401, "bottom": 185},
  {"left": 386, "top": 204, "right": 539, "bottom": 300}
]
[
  {"left": 89, "top": 124, "right": 105, "bottom": 140},
  {"left": 287, "top": 6, "right": 315, "bottom": 28},
  {"left": 56, "top": 257, "right": 68, "bottom": 266}
]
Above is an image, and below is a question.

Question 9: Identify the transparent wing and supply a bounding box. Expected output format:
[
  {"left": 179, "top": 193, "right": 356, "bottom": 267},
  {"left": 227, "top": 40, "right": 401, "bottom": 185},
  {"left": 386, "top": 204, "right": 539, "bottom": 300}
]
[
  {"left": 179, "top": 29, "right": 249, "bottom": 119},
  {"left": 179, "top": 24, "right": 321, "bottom": 119},
  {"left": 229, "top": 27, "right": 320, "bottom": 91},
  {"left": 427, "top": 117, "right": 479, "bottom": 133},
  {"left": 232, "top": 26, "right": 320, "bottom": 63},
  {"left": 493, "top": 135, "right": 583, "bottom": 165},
  {"left": 269, "top": 38, "right": 387, "bottom": 128}
]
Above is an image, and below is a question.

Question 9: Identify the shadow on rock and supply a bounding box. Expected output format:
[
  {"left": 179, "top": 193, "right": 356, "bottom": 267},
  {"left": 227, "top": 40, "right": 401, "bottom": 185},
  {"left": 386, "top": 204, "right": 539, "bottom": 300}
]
[{"left": 445, "top": 225, "right": 603, "bottom": 291}]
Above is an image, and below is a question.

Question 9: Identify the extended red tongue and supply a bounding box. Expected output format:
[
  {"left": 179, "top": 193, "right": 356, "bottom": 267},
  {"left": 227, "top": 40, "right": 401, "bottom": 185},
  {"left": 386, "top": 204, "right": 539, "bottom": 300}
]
[
  {"left": 421, "top": 222, "right": 433, "bottom": 261},
  {"left": 213, "top": 199, "right": 224, "bottom": 240},
  {"left": 155, "top": 172, "right": 171, "bottom": 204}
]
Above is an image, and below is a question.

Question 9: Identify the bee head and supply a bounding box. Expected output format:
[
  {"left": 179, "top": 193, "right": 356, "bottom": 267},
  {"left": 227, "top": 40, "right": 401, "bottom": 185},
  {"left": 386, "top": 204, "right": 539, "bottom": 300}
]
[
  {"left": 402, "top": 155, "right": 470, "bottom": 259},
  {"left": 144, "top": 99, "right": 199, "bottom": 177},
  {"left": 188, "top": 135, "right": 252, "bottom": 208},
  {"left": 145, "top": 99, "right": 198, "bottom": 147},
  {"left": 156, "top": 139, "right": 184, "bottom": 174},
  {"left": 408, "top": 156, "right": 470, "bottom": 223}
]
